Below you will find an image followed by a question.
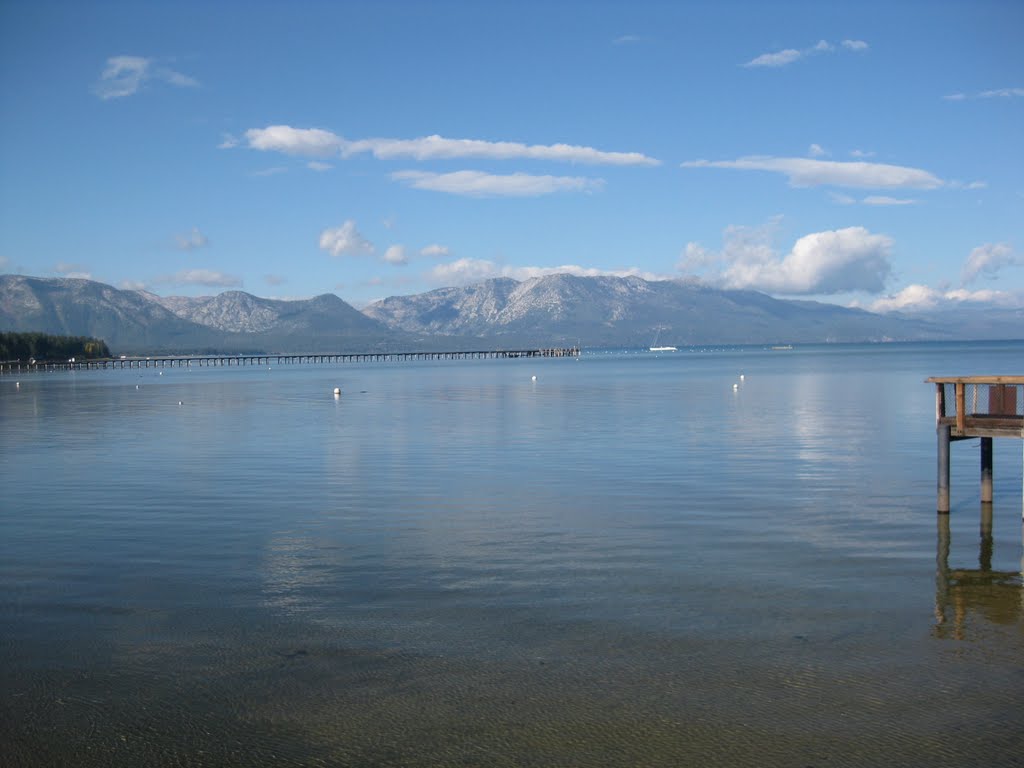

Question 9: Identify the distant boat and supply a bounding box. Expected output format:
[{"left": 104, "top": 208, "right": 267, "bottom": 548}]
[
  {"left": 649, "top": 329, "right": 677, "bottom": 352},
  {"left": 770, "top": 345, "right": 794, "bottom": 351}
]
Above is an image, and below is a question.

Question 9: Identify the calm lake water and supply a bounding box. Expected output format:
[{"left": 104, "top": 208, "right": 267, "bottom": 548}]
[{"left": 2, "top": 342, "right": 1023, "bottom": 767}]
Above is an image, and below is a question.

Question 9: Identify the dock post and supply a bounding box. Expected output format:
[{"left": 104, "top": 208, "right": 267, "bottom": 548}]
[
  {"left": 938, "top": 424, "right": 951, "bottom": 513},
  {"left": 981, "top": 437, "right": 993, "bottom": 503}
]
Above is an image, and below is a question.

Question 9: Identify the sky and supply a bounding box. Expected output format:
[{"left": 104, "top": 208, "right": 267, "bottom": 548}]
[{"left": 0, "top": 0, "right": 1021, "bottom": 312}]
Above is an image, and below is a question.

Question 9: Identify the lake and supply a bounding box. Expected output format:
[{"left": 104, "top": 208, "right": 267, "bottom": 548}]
[{"left": 2, "top": 341, "right": 1023, "bottom": 767}]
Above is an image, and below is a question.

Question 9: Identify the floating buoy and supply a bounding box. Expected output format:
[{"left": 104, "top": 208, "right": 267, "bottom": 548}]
[
  {"left": 136, "top": 384, "right": 140, "bottom": 389},
  {"left": 178, "top": 401, "right": 183, "bottom": 405},
  {"left": 740, "top": 374, "right": 745, "bottom": 381},
  {"left": 531, "top": 375, "right": 537, "bottom": 381},
  {"left": 333, "top": 387, "right": 341, "bottom": 396},
  {"left": 733, "top": 383, "right": 739, "bottom": 391}
]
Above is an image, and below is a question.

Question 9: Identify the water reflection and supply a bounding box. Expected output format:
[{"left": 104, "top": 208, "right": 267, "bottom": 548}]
[{"left": 934, "top": 508, "right": 1024, "bottom": 640}]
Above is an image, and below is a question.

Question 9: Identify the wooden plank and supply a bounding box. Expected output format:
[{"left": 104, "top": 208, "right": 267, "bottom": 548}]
[
  {"left": 956, "top": 382, "right": 966, "bottom": 432},
  {"left": 927, "top": 375, "right": 1024, "bottom": 385}
]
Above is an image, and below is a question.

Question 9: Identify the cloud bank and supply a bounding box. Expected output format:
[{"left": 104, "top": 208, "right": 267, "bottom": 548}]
[
  {"left": 93, "top": 56, "right": 198, "bottom": 100},
  {"left": 319, "top": 221, "right": 374, "bottom": 257},
  {"left": 683, "top": 155, "right": 943, "bottom": 189},
  {"left": 681, "top": 223, "right": 894, "bottom": 295},
  {"left": 745, "top": 38, "right": 868, "bottom": 68},
  {"left": 392, "top": 170, "right": 604, "bottom": 197},
  {"left": 961, "top": 242, "right": 1019, "bottom": 285},
  {"left": 428, "top": 259, "right": 660, "bottom": 287},
  {"left": 175, "top": 227, "right": 209, "bottom": 251},
  {"left": 868, "top": 284, "right": 1019, "bottom": 313},
  {"left": 155, "top": 269, "right": 242, "bottom": 288},
  {"left": 242, "top": 125, "right": 658, "bottom": 166}
]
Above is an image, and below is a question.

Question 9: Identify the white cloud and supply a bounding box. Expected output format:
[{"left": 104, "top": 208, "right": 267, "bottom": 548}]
[
  {"left": 867, "top": 284, "right": 943, "bottom": 312},
  {"left": 242, "top": 125, "right": 659, "bottom": 166},
  {"left": 0, "top": 255, "right": 9, "bottom": 269},
  {"left": 680, "top": 223, "right": 894, "bottom": 295},
  {"left": 961, "top": 242, "right": 1019, "bottom": 285},
  {"left": 158, "top": 68, "right": 199, "bottom": 89},
  {"left": 161, "top": 269, "right": 241, "bottom": 288},
  {"left": 745, "top": 48, "right": 802, "bottom": 68},
  {"left": 319, "top": 221, "right": 374, "bottom": 257},
  {"left": 682, "top": 155, "right": 944, "bottom": 189},
  {"left": 93, "top": 55, "right": 197, "bottom": 100},
  {"left": 245, "top": 126, "right": 345, "bottom": 157},
  {"left": 979, "top": 87, "right": 1024, "bottom": 99},
  {"left": 94, "top": 56, "right": 149, "bottom": 99},
  {"left": 383, "top": 245, "right": 408, "bottom": 265},
  {"left": 251, "top": 166, "right": 288, "bottom": 177},
  {"left": 429, "top": 258, "right": 503, "bottom": 285},
  {"left": 55, "top": 262, "right": 92, "bottom": 280},
  {"left": 947, "top": 87, "right": 1024, "bottom": 101},
  {"left": 849, "top": 148, "right": 875, "bottom": 158},
  {"left": 264, "top": 274, "right": 288, "bottom": 287},
  {"left": 218, "top": 133, "right": 240, "bottom": 149},
  {"left": 808, "top": 143, "right": 827, "bottom": 158},
  {"left": 868, "top": 284, "right": 1020, "bottom": 312},
  {"left": 613, "top": 35, "right": 643, "bottom": 45},
  {"left": 862, "top": 195, "right": 918, "bottom": 206},
  {"left": 119, "top": 279, "right": 148, "bottom": 291},
  {"left": 345, "top": 134, "right": 659, "bottom": 166},
  {"left": 420, "top": 244, "right": 450, "bottom": 258},
  {"left": 829, "top": 192, "right": 857, "bottom": 205},
  {"left": 307, "top": 161, "right": 332, "bottom": 172},
  {"left": 392, "top": 170, "right": 605, "bottom": 197},
  {"left": 428, "top": 259, "right": 660, "bottom": 287},
  {"left": 175, "top": 226, "right": 209, "bottom": 251},
  {"left": 745, "top": 38, "right": 867, "bottom": 68}
]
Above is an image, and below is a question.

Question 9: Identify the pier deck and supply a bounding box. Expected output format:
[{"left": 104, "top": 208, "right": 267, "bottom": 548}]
[
  {"left": 927, "top": 376, "right": 1024, "bottom": 513},
  {"left": 1, "top": 347, "right": 580, "bottom": 374}
]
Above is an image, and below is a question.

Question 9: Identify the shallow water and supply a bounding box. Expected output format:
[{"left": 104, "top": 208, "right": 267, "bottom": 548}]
[{"left": 2, "top": 342, "right": 1023, "bottom": 766}]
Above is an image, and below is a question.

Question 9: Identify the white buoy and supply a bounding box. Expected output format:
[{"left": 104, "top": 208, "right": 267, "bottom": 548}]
[
  {"left": 178, "top": 401, "right": 183, "bottom": 406},
  {"left": 740, "top": 374, "right": 745, "bottom": 381},
  {"left": 531, "top": 375, "right": 537, "bottom": 381},
  {"left": 333, "top": 387, "right": 341, "bottom": 396},
  {"left": 733, "top": 383, "right": 739, "bottom": 390},
  {"left": 136, "top": 384, "right": 140, "bottom": 389}
]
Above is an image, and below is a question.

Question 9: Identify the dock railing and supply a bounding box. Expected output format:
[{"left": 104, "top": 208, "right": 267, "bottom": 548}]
[{"left": 926, "top": 376, "right": 1024, "bottom": 513}]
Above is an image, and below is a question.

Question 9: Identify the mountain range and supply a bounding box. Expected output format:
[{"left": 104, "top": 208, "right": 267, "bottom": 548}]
[{"left": 1, "top": 273, "right": 1020, "bottom": 356}]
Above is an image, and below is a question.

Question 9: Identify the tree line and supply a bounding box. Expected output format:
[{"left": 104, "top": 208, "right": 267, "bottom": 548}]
[{"left": 0, "top": 332, "right": 111, "bottom": 361}]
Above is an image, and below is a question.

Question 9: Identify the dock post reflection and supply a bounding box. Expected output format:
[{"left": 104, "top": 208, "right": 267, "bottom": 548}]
[{"left": 934, "top": 509, "right": 1024, "bottom": 641}]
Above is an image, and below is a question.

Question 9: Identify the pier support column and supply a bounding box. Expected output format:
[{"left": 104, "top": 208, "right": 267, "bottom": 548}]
[
  {"left": 938, "top": 425, "right": 951, "bottom": 513},
  {"left": 980, "top": 437, "right": 993, "bottom": 503}
]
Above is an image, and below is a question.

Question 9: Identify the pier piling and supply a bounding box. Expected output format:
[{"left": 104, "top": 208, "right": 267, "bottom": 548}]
[{"left": 927, "top": 376, "right": 1024, "bottom": 515}]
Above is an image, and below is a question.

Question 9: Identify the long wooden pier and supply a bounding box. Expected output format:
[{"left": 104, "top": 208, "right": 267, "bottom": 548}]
[
  {"left": 927, "top": 376, "right": 1024, "bottom": 513},
  {"left": 0, "top": 346, "right": 580, "bottom": 374}
]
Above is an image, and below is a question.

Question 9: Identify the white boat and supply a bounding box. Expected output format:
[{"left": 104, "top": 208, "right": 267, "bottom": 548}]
[{"left": 649, "top": 329, "right": 677, "bottom": 352}]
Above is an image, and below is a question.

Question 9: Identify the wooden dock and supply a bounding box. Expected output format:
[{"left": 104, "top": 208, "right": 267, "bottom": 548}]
[
  {"left": 927, "top": 376, "right": 1024, "bottom": 513},
  {"left": 0, "top": 346, "right": 580, "bottom": 374}
]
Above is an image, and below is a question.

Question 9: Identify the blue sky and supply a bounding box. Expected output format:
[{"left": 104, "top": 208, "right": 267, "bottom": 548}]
[{"left": 0, "top": 0, "right": 1020, "bottom": 311}]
